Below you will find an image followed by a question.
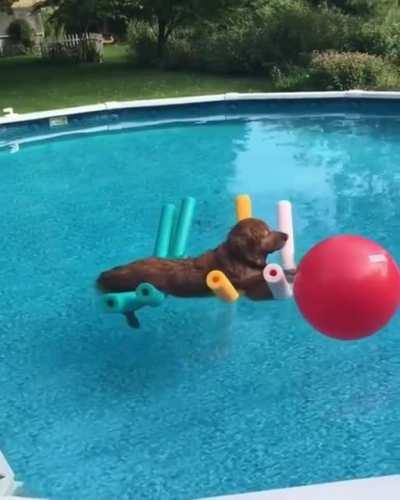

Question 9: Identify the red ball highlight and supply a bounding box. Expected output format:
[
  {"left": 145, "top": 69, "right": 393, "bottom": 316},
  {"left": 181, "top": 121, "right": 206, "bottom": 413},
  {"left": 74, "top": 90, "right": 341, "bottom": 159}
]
[{"left": 293, "top": 235, "right": 400, "bottom": 340}]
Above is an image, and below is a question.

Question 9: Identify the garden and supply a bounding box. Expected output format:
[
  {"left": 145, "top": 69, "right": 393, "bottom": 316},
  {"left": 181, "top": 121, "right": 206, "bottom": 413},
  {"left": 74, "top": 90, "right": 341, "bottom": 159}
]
[{"left": 0, "top": 0, "right": 399, "bottom": 113}]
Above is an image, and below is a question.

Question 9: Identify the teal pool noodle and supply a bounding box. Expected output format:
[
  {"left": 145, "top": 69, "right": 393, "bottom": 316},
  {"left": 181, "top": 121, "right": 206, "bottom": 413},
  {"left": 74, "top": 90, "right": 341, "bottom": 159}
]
[
  {"left": 102, "top": 284, "right": 165, "bottom": 314},
  {"left": 136, "top": 283, "right": 165, "bottom": 307},
  {"left": 154, "top": 203, "right": 176, "bottom": 258},
  {"left": 102, "top": 291, "right": 142, "bottom": 313},
  {"left": 169, "top": 197, "right": 196, "bottom": 258}
]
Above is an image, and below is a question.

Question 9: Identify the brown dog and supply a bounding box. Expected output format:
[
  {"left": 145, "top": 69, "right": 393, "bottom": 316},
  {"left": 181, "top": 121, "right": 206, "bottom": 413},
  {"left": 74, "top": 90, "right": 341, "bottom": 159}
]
[{"left": 97, "top": 218, "right": 290, "bottom": 301}]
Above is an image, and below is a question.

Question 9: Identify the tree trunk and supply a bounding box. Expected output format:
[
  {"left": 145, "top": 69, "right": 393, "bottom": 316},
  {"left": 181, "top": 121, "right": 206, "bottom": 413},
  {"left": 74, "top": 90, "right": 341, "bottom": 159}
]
[{"left": 157, "top": 18, "right": 167, "bottom": 59}]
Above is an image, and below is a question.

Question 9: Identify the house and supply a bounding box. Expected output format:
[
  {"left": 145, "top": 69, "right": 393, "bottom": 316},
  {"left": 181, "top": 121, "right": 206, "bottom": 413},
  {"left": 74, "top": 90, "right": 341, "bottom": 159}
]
[{"left": 0, "top": 0, "right": 44, "bottom": 54}]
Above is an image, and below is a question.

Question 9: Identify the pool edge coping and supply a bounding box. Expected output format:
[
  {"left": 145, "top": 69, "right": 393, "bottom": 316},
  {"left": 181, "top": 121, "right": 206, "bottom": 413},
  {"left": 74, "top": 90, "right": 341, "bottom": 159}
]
[
  {"left": 2, "top": 89, "right": 400, "bottom": 126},
  {"left": 199, "top": 474, "right": 400, "bottom": 500}
]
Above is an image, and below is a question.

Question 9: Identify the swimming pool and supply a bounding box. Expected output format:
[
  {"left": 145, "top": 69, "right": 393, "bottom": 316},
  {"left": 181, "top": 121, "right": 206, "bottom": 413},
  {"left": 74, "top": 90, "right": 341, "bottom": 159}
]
[{"left": 1, "top": 95, "right": 400, "bottom": 500}]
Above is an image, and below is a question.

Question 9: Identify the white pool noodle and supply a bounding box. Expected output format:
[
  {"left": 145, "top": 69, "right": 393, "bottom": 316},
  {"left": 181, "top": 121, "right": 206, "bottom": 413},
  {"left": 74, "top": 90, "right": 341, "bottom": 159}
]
[
  {"left": 263, "top": 263, "right": 293, "bottom": 300},
  {"left": 277, "top": 200, "right": 296, "bottom": 270}
]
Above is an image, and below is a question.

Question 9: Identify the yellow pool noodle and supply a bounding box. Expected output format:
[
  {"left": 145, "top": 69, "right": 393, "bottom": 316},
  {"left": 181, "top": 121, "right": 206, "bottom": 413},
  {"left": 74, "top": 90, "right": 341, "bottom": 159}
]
[
  {"left": 235, "top": 194, "right": 252, "bottom": 222},
  {"left": 206, "top": 270, "right": 240, "bottom": 302}
]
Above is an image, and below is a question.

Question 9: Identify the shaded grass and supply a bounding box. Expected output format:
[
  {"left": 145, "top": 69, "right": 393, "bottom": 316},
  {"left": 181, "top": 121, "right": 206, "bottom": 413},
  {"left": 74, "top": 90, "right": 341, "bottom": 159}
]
[
  {"left": 0, "top": 45, "right": 272, "bottom": 113},
  {"left": 2, "top": 45, "right": 397, "bottom": 114}
]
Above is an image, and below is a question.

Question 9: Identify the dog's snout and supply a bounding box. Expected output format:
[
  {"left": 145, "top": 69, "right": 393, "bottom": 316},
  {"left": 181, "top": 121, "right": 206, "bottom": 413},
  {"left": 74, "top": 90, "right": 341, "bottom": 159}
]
[{"left": 280, "top": 231, "right": 288, "bottom": 241}]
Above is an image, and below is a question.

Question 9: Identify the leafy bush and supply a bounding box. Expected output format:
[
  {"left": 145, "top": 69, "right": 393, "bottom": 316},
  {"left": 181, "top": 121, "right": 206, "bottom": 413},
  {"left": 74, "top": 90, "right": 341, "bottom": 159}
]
[
  {"left": 126, "top": 0, "right": 400, "bottom": 87},
  {"left": 164, "top": 34, "right": 194, "bottom": 70},
  {"left": 270, "top": 65, "right": 312, "bottom": 91},
  {"left": 349, "top": 21, "right": 400, "bottom": 62},
  {"left": 127, "top": 21, "right": 158, "bottom": 66},
  {"left": 260, "top": 0, "right": 352, "bottom": 64},
  {"left": 6, "top": 19, "right": 33, "bottom": 49},
  {"left": 309, "top": 51, "right": 387, "bottom": 90},
  {"left": 41, "top": 9, "right": 66, "bottom": 41},
  {"left": 162, "top": 0, "right": 354, "bottom": 75},
  {"left": 177, "top": 22, "right": 272, "bottom": 75},
  {"left": 2, "top": 42, "right": 28, "bottom": 56},
  {"left": 306, "top": 0, "right": 378, "bottom": 17}
]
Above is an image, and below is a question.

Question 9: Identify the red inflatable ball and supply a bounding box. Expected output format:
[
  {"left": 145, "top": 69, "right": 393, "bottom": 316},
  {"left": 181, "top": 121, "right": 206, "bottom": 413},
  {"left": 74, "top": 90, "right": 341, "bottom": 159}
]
[{"left": 293, "top": 235, "right": 400, "bottom": 340}]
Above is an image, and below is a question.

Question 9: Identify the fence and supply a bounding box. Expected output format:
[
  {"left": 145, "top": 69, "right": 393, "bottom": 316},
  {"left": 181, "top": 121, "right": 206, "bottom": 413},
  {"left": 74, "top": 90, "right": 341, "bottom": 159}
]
[{"left": 41, "top": 33, "right": 104, "bottom": 62}]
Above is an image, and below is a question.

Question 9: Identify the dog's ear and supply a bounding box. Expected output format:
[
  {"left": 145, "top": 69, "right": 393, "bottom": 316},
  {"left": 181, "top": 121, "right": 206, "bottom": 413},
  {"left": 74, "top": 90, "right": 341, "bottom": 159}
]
[{"left": 227, "top": 218, "right": 272, "bottom": 268}]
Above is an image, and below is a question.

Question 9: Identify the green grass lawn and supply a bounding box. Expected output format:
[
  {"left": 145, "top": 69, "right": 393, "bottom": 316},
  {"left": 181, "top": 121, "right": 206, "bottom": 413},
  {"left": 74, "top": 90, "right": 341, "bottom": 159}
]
[{"left": 0, "top": 45, "right": 272, "bottom": 114}]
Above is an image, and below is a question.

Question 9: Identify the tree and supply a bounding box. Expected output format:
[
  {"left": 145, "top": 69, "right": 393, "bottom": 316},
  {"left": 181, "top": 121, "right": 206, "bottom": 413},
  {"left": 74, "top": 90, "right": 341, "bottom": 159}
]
[
  {"left": 35, "top": 0, "right": 257, "bottom": 52},
  {"left": 0, "top": 0, "right": 13, "bottom": 13},
  {"left": 7, "top": 18, "right": 34, "bottom": 47},
  {"left": 127, "top": 0, "right": 257, "bottom": 58},
  {"left": 34, "top": 0, "right": 128, "bottom": 34},
  {"left": 306, "top": 0, "right": 400, "bottom": 16}
]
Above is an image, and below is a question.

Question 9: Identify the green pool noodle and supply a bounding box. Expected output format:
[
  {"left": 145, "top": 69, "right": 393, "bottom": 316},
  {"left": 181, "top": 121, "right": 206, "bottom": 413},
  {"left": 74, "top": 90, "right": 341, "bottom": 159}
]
[
  {"left": 169, "top": 197, "right": 196, "bottom": 258},
  {"left": 102, "top": 291, "right": 142, "bottom": 314},
  {"left": 154, "top": 203, "right": 177, "bottom": 258},
  {"left": 102, "top": 284, "right": 165, "bottom": 314},
  {"left": 136, "top": 283, "right": 165, "bottom": 307},
  {"left": 102, "top": 197, "right": 194, "bottom": 318}
]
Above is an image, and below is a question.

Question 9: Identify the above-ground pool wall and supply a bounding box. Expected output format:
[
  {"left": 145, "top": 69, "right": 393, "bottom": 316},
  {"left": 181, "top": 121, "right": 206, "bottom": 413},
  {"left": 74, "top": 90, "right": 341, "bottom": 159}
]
[{"left": 2, "top": 91, "right": 400, "bottom": 152}]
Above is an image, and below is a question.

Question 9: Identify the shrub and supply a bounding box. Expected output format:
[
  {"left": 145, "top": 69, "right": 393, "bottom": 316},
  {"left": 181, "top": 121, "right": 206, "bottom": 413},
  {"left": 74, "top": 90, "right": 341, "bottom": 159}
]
[
  {"left": 309, "top": 51, "right": 387, "bottom": 90},
  {"left": 349, "top": 21, "right": 400, "bottom": 62},
  {"left": 2, "top": 41, "right": 28, "bottom": 56},
  {"left": 271, "top": 65, "right": 312, "bottom": 91},
  {"left": 164, "top": 34, "right": 194, "bottom": 70},
  {"left": 127, "top": 21, "right": 158, "bottom": 67},
  {"left": 162, "top": 0, "right": 354, "bottom": 75},
  {"left": 6, "top": 18, "right": 33, "bottom": 49},
  {"left": 177, "top": 23, "right": 272, "bottom": 75},
  {"left": 127, "top": 0, "right": 399, "bottom": 80},
  {"left": 261, "top": 0, "right": 352, "bottom": 64}
]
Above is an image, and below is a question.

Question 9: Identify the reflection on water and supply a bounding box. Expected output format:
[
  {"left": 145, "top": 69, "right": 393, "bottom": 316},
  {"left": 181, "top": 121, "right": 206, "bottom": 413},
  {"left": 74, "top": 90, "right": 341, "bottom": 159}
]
[{"left": 230, "top": 117, "right": 400, "bottom": 260}]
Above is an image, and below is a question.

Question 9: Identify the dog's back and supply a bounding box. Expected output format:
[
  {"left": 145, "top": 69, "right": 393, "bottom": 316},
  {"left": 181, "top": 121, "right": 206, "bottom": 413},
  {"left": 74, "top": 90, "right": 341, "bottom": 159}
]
[{"left": 97, "top": 218, "right": 288, "bottom": 300}]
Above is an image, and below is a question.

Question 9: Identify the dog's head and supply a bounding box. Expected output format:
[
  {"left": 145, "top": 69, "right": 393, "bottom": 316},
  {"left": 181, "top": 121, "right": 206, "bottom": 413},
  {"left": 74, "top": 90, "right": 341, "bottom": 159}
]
[{"left": 226, "top": 218, "right": 288, "bottom": 268}]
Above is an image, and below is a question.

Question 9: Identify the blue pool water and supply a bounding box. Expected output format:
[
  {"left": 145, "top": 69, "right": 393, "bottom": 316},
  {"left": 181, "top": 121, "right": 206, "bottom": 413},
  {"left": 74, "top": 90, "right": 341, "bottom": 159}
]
[{"left": 1, "top": 102, "right": 400, "bottom": 500}]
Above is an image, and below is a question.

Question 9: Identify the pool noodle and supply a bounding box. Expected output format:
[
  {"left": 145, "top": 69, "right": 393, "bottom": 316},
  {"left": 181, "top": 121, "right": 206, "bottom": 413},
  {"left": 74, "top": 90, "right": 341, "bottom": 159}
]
[
  {"left": 263, "top": 263, "right": 293, "bottom": 300},
  {"left": 277, "top": 200, "right": 296, "bottom": 270},
  {"left": 236, "top": 194, "right": 252, "bottom": 222},
  {"left": 103, "top": 283, "right": 165, "bottom": 313},
  {"left": 102, "top": 291, "right": 142, "bottom": 313},
  {"left": 206, "top": 270, "right": 240, "bottom": 302},
  {"left": 136, "top": 283, "right": 165, "bottom": 307},
  {"left": 154, "top": 203, "right": 176, "bottom": 258},
  {"left": 169, "top": 197, "right": 196, "bottom": 258}
]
